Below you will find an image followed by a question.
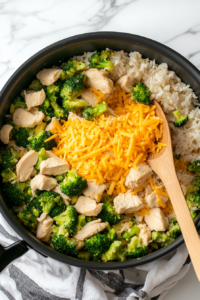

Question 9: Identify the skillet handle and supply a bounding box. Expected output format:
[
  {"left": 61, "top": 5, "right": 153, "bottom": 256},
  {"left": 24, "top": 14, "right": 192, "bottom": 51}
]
[{"left": 0, "top": 241, "right": 28, "bottom": 272}]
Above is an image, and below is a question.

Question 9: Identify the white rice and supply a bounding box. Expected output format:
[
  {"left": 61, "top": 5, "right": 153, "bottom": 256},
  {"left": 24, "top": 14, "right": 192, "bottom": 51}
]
[{"left": 74, "top": 50, "right": 200, "bottom": 189}]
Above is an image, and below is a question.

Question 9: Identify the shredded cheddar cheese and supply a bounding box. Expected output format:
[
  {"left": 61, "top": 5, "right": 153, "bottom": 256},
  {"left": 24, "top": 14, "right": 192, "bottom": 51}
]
[
  {"left": 156, "top": 196, "right": 167, "bottom": 208},
  {"left": 53, "top": 87, "right": 165, "bottom": 195}
]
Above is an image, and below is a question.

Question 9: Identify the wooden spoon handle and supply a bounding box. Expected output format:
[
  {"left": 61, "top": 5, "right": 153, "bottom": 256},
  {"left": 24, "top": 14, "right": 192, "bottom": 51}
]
[{"left": 162, "top": 168, "right": 200, "bottom": 281}]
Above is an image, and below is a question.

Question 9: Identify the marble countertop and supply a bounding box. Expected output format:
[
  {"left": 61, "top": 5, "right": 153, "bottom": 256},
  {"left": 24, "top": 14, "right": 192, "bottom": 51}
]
[{"left": 1, "top": 0, "right": 200, "bottom": 298}]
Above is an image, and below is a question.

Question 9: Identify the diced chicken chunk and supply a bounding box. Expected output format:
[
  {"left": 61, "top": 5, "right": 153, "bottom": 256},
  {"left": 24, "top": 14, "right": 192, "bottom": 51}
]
[
  {"left": 74, "top": 219, "right": 107, "bottom": 240},
  {"left": 45, "top": 117, "right": 60, "bottom": 133},
  {"left": 13, "top": 108, "right": 45, "bottom": 128},
  {"left": 125, "top": 164, "right": 152, "bottom": 190},
  {"left": 145, "top": 190, "right": 168, "bottom": 208},
  {"left": 138, "top": 224, "right": 151, "bottom": 246},
  {"left": 144, "top": 208, "right": 169, "bottom": 231},
  {"left": 53, "top": 185, "right": 70, "bottom": 205},
  {"left": 24, "top": 89, "right": 46, "bottom": 110},
  {"left": 81, "top": 90, "right": 98, "bottom": 106},
  {"left": 68, "top": 112, "right": 84, "bottom": 123},
  {"left": 16, "top": 150, "right": 38, "bottom": 182},
  {"left": 0, "top": 124, "right": 13, "bottom": 144},
  {"left": 36, "top": 68, "right": 62, "bottom": 86},
  {"left": 74, "top": 196, "right": 103, "bottom": 216},
  {"left": 115, "top": 75, "right": 134, "bottom": 93},
  {"left": 84, "top": 69, "right": 113, "bottom": 95},
  {"left": 36, "top": 215, "right": 53, "bottom": 242},
  {"left": 114, "top": 193, "right": 144, "bottom": 214},
  {"left": 37, "top": 212, "right": 48, "bottom": 222},
  {"left": 82, "top": 182, "right": 107, "bottom": 201},
  {"left": 30, "top": 174, "right": 58, "bottom": 196},
  {"left": 40, "top": 156, "right": 69, "bottom": 176}
]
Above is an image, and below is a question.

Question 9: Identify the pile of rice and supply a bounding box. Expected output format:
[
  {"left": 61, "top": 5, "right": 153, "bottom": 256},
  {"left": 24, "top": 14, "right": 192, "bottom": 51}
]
[{"left": 74, "top": 50, "right": 200, "bottom": 192}]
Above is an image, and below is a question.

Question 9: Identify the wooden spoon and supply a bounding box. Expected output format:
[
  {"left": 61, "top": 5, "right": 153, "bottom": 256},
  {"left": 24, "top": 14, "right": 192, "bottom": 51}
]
[{"left": 147, "top": 100, "right": 200, "bottom": 281}]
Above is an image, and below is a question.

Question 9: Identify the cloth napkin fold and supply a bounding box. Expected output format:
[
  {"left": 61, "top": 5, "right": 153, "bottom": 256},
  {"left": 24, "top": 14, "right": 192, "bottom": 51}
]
[{"left": 0, "top": 213, "right": 190, "bottom": 300}]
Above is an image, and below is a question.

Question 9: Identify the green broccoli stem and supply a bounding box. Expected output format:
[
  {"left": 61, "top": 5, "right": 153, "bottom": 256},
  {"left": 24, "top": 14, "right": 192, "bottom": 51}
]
[
  {"left": 34, "top": 123, "right": 47, "bottom": 136},
  {"left": 35, "top": 148, "right": 48, "bottom": 171},
  {"left": 50, "top": 99, "right": 67, "bottom": 119}
]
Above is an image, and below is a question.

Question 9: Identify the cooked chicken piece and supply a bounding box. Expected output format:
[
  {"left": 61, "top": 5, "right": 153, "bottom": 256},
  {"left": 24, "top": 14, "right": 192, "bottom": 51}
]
[
  {"left": 145, "top": 190, "right": 168, "bottom": 208},
  {"left": 36, "top": 68, "right": 62, "bottom": 86},
  {"left": 46, "top": 150, "right": 57, "bottom": 158},
  {"left": 75, "top": 240, "right": 85, "bottom": 250},
  {"left": 45, "top": 117, "right": 60, "bottom": 133},
  {"left": 84, "top": 69, "right": 113, "bottom": 95},
  {"left": 6, "top": 140, "right": 24, "bottom": 152},
  {"left": 117, "top": 222, "right": 133, "bottom": 239},
  {"left": 114, "top": 193, "right": 144, "bottom": 214},
  {"left": 16, "top": 150, "right": 38, "bottom": 182},
  {"left": 125, "top": 164, "right": 152, "bottom": 190},
  {"left": 37, "top": 212, "right": 48, "bottom": 222},
  {"left": 145, "top": 185, "right": 153, "bottom": 198},
  {"left": 13, "top": 108, "right": 45, "bottom": 128},
  {"left": 53, "top": 185, "right": 70, "bottom": 205},
  {"left": 36, "top": 215, "right": 53, "bottom": 242},
  {"left": 138, "top": 224, "right": 151, "bottom": 246},
  {"left": 0, "top": 124, "right": 13, "bottom": 144},
  {"left": 82, "top": 182, "right": 107, "bottom": 201},
  {"left": 74, "top": 219, "right": 107, "bottom": 241},
  {"left": 144, "top": 208, "right": 169, "bottom": 231},
  {"left": 40, "top": 156, "right": 69, "bottom": 176},
  {"left": 115, "top": 75, "right": 134, "bottom": 93},
  {"left": 24, "top": 89, "right": 46, "bottom": 110},
  {"left": 31, "top": 168, "right": 37, "bottom": 177},
  {"left": 81, "top": 89, "right": 98, "bottom": 106},
  {"left": 30, "top": 174, "right": 58, "bottom": 196},
  {"left": 68, "top": 112, "right": 84, "bottom": 122},
  {"left": 74, "top": 196, "right": 103, "bottom": 216}
]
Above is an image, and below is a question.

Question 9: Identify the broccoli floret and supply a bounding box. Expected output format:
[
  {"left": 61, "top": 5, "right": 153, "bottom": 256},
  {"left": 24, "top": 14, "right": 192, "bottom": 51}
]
[
  {"left": 78, "top": 251, "right": 92, "bottom": 261},
  {"left": 187, "top": 161, "right": 200, "bottom": 175},
  {"left": 38, "top": 98, "right": 54, "bottom": 122},
  {"left": 28, "top": 197, "right": 43, "bottom": 214},
  {"left": 121, "top": 224, "right": 139, "bottom": 242},
  {"left": 191, "top": 210, "right": 200, "bottom": 220},
  {"left": 173, "top": 110, "right": 188, "bottom": 127},
  {"left": 60, "top": 59, "right": 86, "bottom": 80},
  {"left": 90, "top": 50, "right": 115, "bottom": 71},
  {"left": 1, "top": 168, "right": 17, "bottom": 182},
  {"left": 85, "top": 216, "right": 92, "bottom": 223},
  {"left": 53, "top": 205, "right": 78, "bottom": 236},
  {"left": 50, "top": 98, "right": 69, "bottom": 120},
  {"left": 24, "top": 183, "right": 33, "bottom": 203},
  {"left": 46, "top": 84, "right": 60, "bottom": 100},
  {"left": 51, "top": 225, "right": 78, "bottom": 256},
  {"left": 131, "top": 82, "right": 151, "bottom": 106},
  {"left": 49, "top": 202, "right": 66, "bottom": 218},
  {"left": 77, "top": 215, "right": 86, "bottom": 231},
  {"left": 18, "top": 206, "right": 40, "bottom": 231},
  {"left": 186, "top": 191, "right": 200, "bottom": 210},
  {"left": 151, "top": 231, "right": 174, "bottom": 248},
  {"left": 60, "top": 169, "right": 87, "bottom": 197},
  {"left": 0, "top": 147, "right": 20, "bottom": 169},
  {"left": 82, "top": 102, "right": 108, "bottom": 121},
  {"left": 60, "top": 74, "right": 86, "bottom": 101},
  {"left": 62, "top": 99, "right": 88, "bottom": 114},
  {"left": 168, "top": 217, "right": 181, "bottom": 239},
  {"left": 10, "top": 96, "right": 27, "bottom": 115},
  {"left": 11, "top": 127, "right": 34, "bottom": 148},
  {"left": 38, "top": 191, "right": 62, "bottom": 214},
  {"left": 35, "top": 148, "right": 48, "bottom": 171},
  {"left": 55, "top": 172, "right": 68, "bottom": 184},
  {"left": 101, "top": 241, "right": 126, "bottom": 262},
  {"left": 126, "top": 236, "right": 149, "bottom": 259},
  {"left": 84, "top": 227, "right": 117, "bottom": 261},
  {"left": 97, "top": 198, "right": 123, "bottom": 225},
  {"left": 28, "top": 130, "right": 56, "bottom": 151},
  {"left": 29, "top": 79, "right": 44, "bottom": 91},
  {"left": 3, "top": 182, "right": 27, "bottom": 206}
]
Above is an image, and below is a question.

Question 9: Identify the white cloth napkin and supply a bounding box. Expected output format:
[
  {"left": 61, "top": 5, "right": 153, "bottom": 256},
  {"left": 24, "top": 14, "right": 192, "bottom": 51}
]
[{"left": 0, "top": 213, "right": 190, "bottom": 300}]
